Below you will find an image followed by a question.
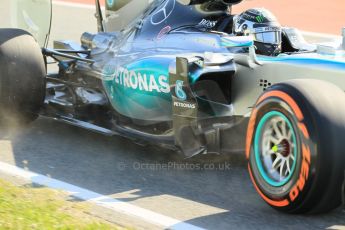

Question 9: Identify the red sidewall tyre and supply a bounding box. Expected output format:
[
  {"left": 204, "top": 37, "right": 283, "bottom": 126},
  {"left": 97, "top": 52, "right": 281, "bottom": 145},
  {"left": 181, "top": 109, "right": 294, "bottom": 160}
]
[{"left": 246, "top": 79, "right": 345, "bottom": 214}]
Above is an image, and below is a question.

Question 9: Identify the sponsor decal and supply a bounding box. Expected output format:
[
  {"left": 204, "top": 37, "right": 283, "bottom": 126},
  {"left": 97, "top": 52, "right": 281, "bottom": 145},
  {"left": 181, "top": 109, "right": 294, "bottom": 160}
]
[
  {"left": 243, "top": 13, "right": 257, "bottom": 21},
  {"left": 173, "top": 80, "right": 196, "bottom": 109},
  {"left": 175, "top": 80, "right": 186, "bottom": 101},
  {"left": 198, "top": 19, "right": 217, "bottom": 28},
  {"left": 157, "top": 26, "right": 171, "bottom": 40},
  {"left": 173, "top": 101, "right": 196, "bottom": 109},
  {"left": 254, "top": 26, "right": 281, "bottom": 33},
  {"left": 256, "top": 15, "right": 265, "bottom": 23},
  {"left": 109, "top": 67, "right": 170, "bottom": 94},
  {"left": 151, "top": 0, "right": 176, "bottom": 25},
  {"left": 289, "top": 143, "right": 310, "bottom": 202}
]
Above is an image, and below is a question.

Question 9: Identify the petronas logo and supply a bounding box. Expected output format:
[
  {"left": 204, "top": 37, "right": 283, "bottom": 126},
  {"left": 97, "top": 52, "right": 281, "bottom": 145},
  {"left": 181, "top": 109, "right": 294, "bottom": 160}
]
[{"left": 256, "top": 15, "right": 265, "bottom": 23}]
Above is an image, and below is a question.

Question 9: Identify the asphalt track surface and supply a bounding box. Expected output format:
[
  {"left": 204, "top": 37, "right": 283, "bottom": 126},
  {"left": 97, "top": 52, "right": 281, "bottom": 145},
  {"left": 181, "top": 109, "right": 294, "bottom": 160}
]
[{"left": 0, "top": 1, "right": 344, "bottom": 229}]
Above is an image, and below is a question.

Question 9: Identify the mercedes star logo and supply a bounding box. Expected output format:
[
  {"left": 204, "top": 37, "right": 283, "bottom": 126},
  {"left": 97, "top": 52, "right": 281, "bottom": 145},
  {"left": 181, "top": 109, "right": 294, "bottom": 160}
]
[{"left": 151, "top": 0, "right": 176, "bottom": 25}]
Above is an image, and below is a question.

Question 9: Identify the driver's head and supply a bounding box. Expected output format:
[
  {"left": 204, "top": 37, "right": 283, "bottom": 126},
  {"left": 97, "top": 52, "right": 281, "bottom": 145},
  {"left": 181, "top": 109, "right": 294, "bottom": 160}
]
[{"left": 233, "top": 8, "right": 282, "bottom": 56}]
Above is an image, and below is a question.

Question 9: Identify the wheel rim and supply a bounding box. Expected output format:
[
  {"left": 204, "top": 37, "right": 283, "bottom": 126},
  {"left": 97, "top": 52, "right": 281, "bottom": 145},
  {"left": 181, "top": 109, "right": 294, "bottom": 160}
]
[{"left": 254, "top": 111, "right": 298, "bottom": 187}]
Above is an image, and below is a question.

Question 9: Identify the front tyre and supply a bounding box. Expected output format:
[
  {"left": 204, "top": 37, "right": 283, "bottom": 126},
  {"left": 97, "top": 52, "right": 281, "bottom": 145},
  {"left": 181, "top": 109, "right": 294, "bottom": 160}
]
[{"left": 246, "top": 79, "right": 345, "bottom": 214}]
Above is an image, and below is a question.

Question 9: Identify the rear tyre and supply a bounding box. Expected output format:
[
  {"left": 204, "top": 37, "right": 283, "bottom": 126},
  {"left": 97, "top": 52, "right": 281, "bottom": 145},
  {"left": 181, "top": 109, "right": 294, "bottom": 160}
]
[
  {"left": 0, "top": 28, "right": 46, "bottom": 124},
  {"left": 246, "top": 79, "right": 345, "bottom": 214}
]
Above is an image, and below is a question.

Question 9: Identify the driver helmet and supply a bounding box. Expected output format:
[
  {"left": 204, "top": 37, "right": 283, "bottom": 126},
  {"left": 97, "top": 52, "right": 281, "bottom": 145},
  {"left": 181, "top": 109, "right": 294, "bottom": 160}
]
[{"left": 233, "top": 8, "right": 282, "bottom": 56}]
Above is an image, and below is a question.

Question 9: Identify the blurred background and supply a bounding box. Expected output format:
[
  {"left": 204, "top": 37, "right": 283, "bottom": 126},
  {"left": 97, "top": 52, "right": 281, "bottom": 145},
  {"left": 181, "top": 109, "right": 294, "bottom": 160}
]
[
  {"left": 232, "top": 0, "right": 345, "bottom": 35},
  {"left": 56, "top": 0, "right": 345, "bottom": 35}
]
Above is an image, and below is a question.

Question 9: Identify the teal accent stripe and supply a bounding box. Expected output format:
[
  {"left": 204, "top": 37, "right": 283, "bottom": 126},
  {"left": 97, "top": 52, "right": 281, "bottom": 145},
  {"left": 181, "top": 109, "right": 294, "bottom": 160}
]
[
  {"left": 254, "top": 111, "right": 297, "bottom": 187},
  {"left": 221, "top": 41, "right": 253, "bottom": 47},
  {"left": 220, "top": 38, "right": 253, "bottom": 48}
]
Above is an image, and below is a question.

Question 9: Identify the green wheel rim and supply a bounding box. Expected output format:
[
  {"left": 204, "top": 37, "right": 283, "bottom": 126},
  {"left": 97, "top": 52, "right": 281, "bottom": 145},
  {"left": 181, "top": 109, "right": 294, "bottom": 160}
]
[{"left": 254, "top": 111, "right": 298, "bottom": 187}]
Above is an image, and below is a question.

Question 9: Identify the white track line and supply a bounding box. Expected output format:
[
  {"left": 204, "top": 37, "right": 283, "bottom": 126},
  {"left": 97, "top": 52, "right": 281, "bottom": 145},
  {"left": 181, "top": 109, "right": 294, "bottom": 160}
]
[{"left": 0, "top": 161, "right": 205, "bottom": 230}]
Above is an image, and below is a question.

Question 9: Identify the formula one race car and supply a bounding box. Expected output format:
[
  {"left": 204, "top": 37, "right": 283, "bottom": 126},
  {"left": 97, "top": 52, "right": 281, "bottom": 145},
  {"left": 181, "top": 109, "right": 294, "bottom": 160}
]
[{"left": 0, "top": 0, "right": 344, "bottom": 214}]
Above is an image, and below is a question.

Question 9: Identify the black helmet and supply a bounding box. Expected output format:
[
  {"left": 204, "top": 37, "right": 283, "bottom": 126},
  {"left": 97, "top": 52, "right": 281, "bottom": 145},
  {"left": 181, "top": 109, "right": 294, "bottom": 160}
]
[{"left": 233, "top": 8, "right": 282, "bottom": 56}]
